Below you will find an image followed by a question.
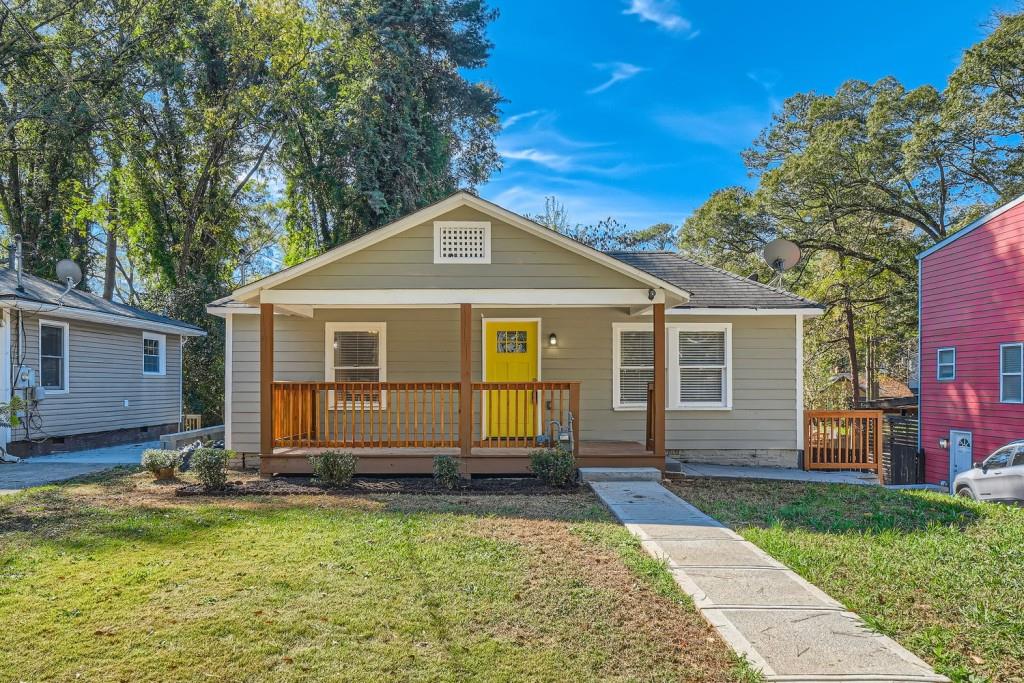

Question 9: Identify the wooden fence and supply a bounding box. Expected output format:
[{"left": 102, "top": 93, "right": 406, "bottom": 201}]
[{"left": 803, "top": 410, "right": 883, "bottom": 482}]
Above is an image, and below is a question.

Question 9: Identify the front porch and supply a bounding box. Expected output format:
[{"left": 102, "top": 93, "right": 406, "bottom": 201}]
[{"left": 256, "top": 301, "right": 668, "bottom": 476}]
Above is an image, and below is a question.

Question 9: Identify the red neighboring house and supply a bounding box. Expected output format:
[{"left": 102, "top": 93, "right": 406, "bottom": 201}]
[{"left": 918, "top": 193, "right": 1024, "bottom": 488}]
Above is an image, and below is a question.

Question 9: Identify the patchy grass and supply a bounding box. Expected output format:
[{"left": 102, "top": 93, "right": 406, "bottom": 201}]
[
  {"left": 0, "top": 469, "right": 747, "bottom": 682},
  {"left": 667, "top": 477, "right": 1024, "bottom": 683}
]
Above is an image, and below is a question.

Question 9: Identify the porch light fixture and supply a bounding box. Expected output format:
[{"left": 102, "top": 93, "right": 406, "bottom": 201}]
[
  {"left": 548, "top": 332, "right": 558, "bottom": 347},
  {"left": 939, "top": 438, "right": 949, "bottom": 449}
]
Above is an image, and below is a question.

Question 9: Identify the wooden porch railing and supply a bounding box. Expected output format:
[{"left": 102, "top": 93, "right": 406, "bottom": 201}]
[
  {"left": 271, "top": 381, "right": 580, "bottom": 454},
  {"left": 473, "top": 381, "right": 579, "bottom": 451},
  {"left": 803, "top": 410, "right": 883, "bottom": 482}
]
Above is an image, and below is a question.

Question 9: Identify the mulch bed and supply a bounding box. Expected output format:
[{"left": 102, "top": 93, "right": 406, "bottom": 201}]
[{"left": 175, "top": 475, "right": 581, "bottom": 497}]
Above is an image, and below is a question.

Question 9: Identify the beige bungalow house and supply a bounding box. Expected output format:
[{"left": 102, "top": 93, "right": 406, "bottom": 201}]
[{"left": 208, "top": 192, "right": 822, "bottom": 476}]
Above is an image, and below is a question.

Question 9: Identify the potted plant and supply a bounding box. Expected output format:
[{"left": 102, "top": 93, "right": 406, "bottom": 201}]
[{"left": 141, "top": 449, "right": 181, "bottom": 480}]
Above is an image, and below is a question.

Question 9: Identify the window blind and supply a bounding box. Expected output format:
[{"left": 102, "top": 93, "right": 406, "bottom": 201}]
[
  {"left": 677, "top": 330, "right": 725, "bottom": 404},
  {"left": 618, "top": 329, "right": 653, "bottom": 405}
]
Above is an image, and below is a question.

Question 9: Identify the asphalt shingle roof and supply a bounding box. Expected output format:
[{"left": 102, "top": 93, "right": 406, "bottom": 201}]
[
  {"left": 606, "top": 251, "right": 820, "bottom": 310},
  {"left": 0, "top": 269, "right": 205, "bottom": 333}
]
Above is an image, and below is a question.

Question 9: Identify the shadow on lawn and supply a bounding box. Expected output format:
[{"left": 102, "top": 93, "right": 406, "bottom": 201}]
[{"left": 668, "top": 477, "right": 981, "bottom": 535}]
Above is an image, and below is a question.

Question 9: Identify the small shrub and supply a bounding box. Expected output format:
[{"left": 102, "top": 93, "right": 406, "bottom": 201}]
[
  {"left": 308, "top": 450, "right": 358, "bottom": 487},
  {"left": 192, "top": 448, "right": 232, "bottom": 490},
  {"left": 529, "top": 447, "right": 576, "bottom": 487},
  {"left": 433, "top": 454, "right": 462, "bottom": 490},
  {"left": 141, "top": 449, "right": 180, "bottom": 476}
]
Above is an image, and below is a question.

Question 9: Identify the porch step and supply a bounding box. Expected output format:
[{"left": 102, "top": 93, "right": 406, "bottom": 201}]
[{"left": 579, "top": 467, "right": 662, "bottom": 483}]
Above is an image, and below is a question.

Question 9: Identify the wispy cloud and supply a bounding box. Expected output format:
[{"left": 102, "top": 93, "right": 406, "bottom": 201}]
[
  {"left": 747, "top": 68, "right": 783, "bottom": 112},
  {"left": 487, "top": 178, "right": 694, "bottom": 228},
  {"left": 500, "top": 148, "right": 575, "bottom": 172},
  {"left": 657, "top": 106, "right": 769, "bottom": 150},
  {"left": 502, "top": 110, "right": 542, "bottom": 129},
  {"left": 497, "top": 112, "right": 649, "bottom": 178},
  {"left": 623, "top": 0, "right": 697, "bottom": 37},
  {"left": 586, "top": 62, "right": 647, "bottom": 95}
]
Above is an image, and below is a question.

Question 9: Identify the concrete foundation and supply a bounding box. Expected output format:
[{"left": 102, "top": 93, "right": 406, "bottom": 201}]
[{"left": 668, "top": 448, "right": 800, "bottom": 469}]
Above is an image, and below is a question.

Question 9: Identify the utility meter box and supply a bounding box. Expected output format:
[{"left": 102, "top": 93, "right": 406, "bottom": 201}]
[
  {"left": 30, "top": 385, "right": 46, "bottom": 402},
  {"left": 14, "top": 367, "right": 35, "bottom": 390}
]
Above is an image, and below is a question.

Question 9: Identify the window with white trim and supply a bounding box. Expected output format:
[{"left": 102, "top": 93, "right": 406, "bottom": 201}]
[
  {"left": 936, "top": 347, "right": 955, "bottom": 381},
  {"left": 326, "top": 323, "right": 386, "bottom": 407},
  {"left": 433, "top": 221, "right": 491, "bottom": 263},
  {"left": 1000, "top": 343, "right": 1023, "bottom": 403},
  {"left": 39, "top": 320, "right": 69, "bottom": 393},
  {"left": 612, "top": 322, "right": 733, "bottom": 410},
  {"left": 143, "top": 332, "right": 166, "bottom": 376},
  {"left": 669, "top": 323, "right": 731, "bottom": 409},
  {"left": 612, "top": 324, "right": 654, "bottom": 409}
]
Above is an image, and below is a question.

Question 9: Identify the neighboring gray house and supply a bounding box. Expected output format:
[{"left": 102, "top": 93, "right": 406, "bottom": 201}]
[
  {"left": 0, "top": 269, "right": 205, "bottom": 455},
  {"left": 208, "top": 192, "right": 823, "bottom": 477}
]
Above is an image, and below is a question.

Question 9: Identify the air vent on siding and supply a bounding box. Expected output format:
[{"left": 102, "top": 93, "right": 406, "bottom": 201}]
[{"left": 434, "top": 221, "right": 491, "bottom": 264}]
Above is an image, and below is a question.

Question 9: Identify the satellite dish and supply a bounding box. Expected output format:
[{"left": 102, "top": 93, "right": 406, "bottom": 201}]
[
  {"left": 762, "top": 238, "right": 801, "bottom": 288},
  {"left": 56, "top": 259, "right": 82, "bottom": 288},
  {"left": 763, "top": 238, "right": 801, "bottom": 272}
]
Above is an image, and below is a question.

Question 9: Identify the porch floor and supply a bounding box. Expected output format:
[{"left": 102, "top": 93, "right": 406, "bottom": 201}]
[{"left": 265, "top": 440, "right": 659, "bottom": 476}]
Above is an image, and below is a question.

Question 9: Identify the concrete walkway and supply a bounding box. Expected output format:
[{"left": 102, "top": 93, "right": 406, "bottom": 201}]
[
  {"left": 678, "top": 462, "right": 881, "bottom": 485},
  {"left": 588, "top": 478, "right": 948, "bottom": 682},
  {"left": 0, "top": 441, "right": 156, "bottom": 494}
]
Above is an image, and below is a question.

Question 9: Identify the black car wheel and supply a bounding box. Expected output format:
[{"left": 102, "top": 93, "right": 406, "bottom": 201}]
[{"left": 956, "top": 486, "right": 976, "bottom": 501}]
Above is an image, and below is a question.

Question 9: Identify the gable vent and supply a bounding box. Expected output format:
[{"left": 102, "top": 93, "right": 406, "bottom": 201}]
[{"left": 434, "top": 221, "right": 491, "bottom": 264}]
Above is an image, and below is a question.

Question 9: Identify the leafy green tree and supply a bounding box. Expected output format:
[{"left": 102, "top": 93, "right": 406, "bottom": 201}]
[{"left": 277, "top": 0, "right": 502, "bottom": 263}]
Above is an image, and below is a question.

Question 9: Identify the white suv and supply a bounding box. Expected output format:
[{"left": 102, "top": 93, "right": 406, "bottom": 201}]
[{"left": 954, "top": 440, "right": 1024, "bottom": 503}]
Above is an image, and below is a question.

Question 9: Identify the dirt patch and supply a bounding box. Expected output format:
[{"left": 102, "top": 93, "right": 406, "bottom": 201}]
[{"left": 175, "top": 473, "right": 581, "bottom": 497}]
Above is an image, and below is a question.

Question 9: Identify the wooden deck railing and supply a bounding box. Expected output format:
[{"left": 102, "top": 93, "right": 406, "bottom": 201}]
[
  {"left": 803, "top": 410, "right": 883, "bottom": 481},
  {"left": 473, "top": 381, "right": 579, "bottom": 451},
  {"left": 271, "top": 381, "right": 580, "bottom": 454}
]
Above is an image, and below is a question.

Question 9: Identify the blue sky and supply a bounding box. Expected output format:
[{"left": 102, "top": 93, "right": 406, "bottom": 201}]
[{"left": 477, "top": 0, "right": 1014, "bottom": 229}]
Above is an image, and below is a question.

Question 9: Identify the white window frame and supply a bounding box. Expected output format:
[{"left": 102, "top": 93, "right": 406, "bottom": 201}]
[
  {"left": 936, "top": 347, "right": 956, "bottom": 382},
  {"left": 38, "top": 320, "right": 70, "bottom": 394},
  {"left": 433, "top": 220, "right": 491, "bottom": 264},
  {"left": 668, "top": 322, "right": 732, "bottom": 410},
  {"left": 142, "top": 331, "right": 167, "bottom": 376},
  {"left": 325, "top": 322, "right": 387, "bottom": 408},
  {"left": 612, "top": 322, "right": 656, "bottom": 411},
  {"left": 1000, "top": 343, "right": 1023, "bottom": 404}
]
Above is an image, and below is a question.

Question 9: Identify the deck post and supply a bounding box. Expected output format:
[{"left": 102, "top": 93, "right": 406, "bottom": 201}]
[
  {"left": 652, "top": 302, "right": 666, "bottom": 463},
  {"left": 459, "top": 303, "right": 473, "bottom": 461},
  {"left": 260, "top": 303, "right": 274, "bottom": 471}
]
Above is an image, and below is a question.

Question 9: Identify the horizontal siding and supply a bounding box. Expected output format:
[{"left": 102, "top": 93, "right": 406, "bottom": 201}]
[
  {"left": 277, "top": 206, "right": 648, "bottom": 291},
  {"left": 10, "top": 312, "right": 181, "bottom": 438},
  {"left": 230, "top": 309, "right": 797, "bottom": 454},
  {"left": 920, "top": 200, "right": 1024, "bottom": 484}
]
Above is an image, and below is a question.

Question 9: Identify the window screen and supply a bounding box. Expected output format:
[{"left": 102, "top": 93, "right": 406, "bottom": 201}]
[
  {"left": 1001, "top": 343, "right": 1023, "bottom": 403},
  {"left": 40, "top": 324, "right": 66, "bottom": 390},
  {"left": 143, "top": 337, "right": 162, "bottom": 374},
  {"left": 937, "top": 347, "right": 955, "bottom": 381}
]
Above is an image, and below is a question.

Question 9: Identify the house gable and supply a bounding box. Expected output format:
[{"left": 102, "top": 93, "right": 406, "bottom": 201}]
[
  {"left": 279, "top": 205, "right": 650, "bottom": 291},
  {"left": 221, "top": 193, "right": 689, "bottom": 306}
]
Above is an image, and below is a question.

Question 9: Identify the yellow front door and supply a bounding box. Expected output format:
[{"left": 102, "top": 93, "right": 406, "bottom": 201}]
[{"left": 484, "top": 321, "right": 538, "bottom": 438}]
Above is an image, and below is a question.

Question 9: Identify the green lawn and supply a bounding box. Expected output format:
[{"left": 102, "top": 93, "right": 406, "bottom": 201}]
[
  {"left": 667, "top": 477, "right": 1024, "bottom": 683},
  {"left": 0, "top": 470, "right": 754, "bottom": 682}
]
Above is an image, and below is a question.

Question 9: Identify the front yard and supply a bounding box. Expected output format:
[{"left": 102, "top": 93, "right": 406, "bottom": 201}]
[
  {"left": 668, "top": 477, "right": 1024, "bottom": 683},
  {"left": 0, "top": 469, "right": 754, "bottom": 682}
]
